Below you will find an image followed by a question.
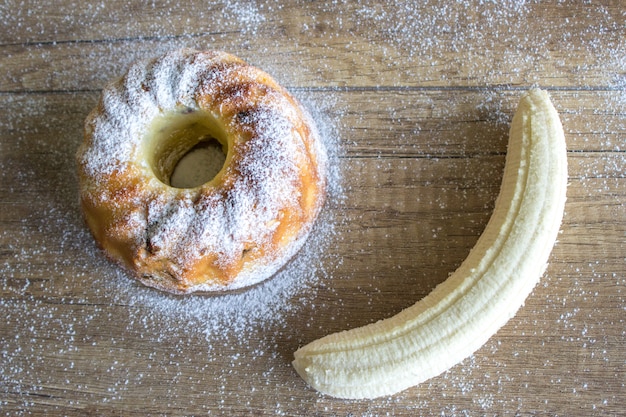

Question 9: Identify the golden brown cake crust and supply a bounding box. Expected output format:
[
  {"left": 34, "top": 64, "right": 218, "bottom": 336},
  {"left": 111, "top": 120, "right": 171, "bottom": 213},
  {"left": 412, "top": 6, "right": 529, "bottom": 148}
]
[{"left": 76, "top": 49, "right": 327, "bottom": 294}]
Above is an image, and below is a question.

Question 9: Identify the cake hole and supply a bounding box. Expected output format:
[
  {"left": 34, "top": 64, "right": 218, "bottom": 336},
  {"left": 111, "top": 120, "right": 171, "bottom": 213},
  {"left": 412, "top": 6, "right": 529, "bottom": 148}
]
[
  {"left": 145, "top": 108, "right": 229, "bottom": 189},
  {"left": 170, "top": 138, "right": 227, "bottom": 189}
]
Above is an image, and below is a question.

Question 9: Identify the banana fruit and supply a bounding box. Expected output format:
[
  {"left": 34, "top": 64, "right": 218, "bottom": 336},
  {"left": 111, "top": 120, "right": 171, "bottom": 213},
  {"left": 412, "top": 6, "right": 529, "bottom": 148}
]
[{"left": 292, "top": 89, "right": 568, "bottom": 399}]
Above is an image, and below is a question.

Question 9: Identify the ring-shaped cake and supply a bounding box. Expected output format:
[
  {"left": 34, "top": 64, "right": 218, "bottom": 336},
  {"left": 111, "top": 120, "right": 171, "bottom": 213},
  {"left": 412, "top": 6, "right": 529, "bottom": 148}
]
[{"left": 76, "top": 49, "right": 327, "bottom": 294}]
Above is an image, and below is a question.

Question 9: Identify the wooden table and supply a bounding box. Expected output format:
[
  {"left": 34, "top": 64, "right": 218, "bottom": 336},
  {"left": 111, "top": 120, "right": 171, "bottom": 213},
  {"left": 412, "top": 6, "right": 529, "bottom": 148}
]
[{"left": 1, "top": 1, "right": 624, "bottom": 415}]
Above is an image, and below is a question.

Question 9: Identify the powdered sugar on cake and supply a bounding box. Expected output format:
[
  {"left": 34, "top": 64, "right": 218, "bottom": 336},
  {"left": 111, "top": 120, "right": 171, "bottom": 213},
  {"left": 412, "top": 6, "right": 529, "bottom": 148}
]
[{"left": 76, "top": 49, "right": 328, "bottom": 292}]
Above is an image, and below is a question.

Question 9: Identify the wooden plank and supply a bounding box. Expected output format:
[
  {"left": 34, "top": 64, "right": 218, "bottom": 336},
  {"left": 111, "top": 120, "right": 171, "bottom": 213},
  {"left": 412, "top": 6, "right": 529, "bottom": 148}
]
[
  {"left": 0, "top": 90, "right": 623, "bottom": 155},
  {"left": 4, "top": 1, "right": 624, "bottom": 48},
  {"left": 1, "top": 2, "right": 624, "bottom": 92}
]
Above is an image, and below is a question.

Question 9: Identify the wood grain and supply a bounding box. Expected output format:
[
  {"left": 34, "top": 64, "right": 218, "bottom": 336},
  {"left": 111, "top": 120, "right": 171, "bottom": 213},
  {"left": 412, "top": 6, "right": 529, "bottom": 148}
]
[{"left": 1, "top": 1, "right": 624, "bottom": 415}]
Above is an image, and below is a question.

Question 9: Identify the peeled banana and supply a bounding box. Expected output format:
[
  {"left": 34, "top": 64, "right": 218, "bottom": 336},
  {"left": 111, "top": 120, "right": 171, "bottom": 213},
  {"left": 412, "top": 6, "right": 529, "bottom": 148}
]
[{"left": 292, "top": 89, "right": 568, "bottom": 399}]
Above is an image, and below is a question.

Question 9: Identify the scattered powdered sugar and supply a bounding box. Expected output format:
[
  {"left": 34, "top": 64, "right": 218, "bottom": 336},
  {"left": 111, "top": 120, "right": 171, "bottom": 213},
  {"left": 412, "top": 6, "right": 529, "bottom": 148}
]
[{"left": 113, "top": 211, "right": 337, "bottom": 339}]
